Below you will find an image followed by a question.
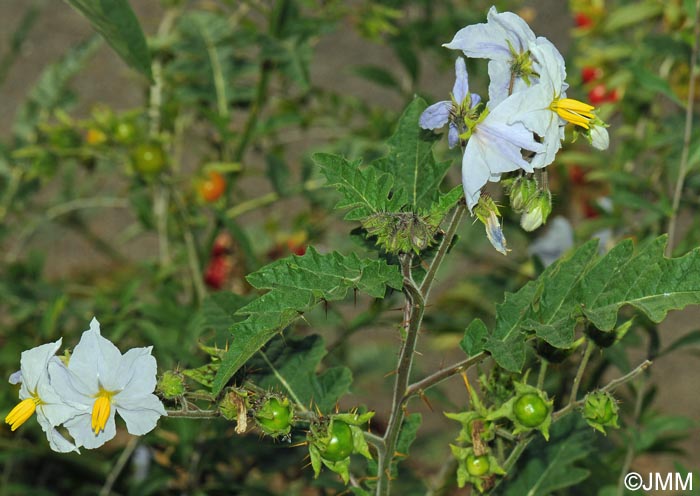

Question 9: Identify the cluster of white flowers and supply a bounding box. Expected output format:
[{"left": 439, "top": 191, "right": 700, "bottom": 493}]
[
  {"left": 421, "top": 6, "right": 609, "bottom": 253},
  {"left": 5, "top": 318, "right": 166, "bottom": 453}
]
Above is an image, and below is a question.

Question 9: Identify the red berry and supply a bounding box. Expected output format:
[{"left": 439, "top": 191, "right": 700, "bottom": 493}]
[
  {"left": 211, "top": 232, "right": 232, "bottom": 257},
  {"left": 204, "top": 256, "right": 231, "bottom": 290},
  {"left": 583, "top": 200, "right": 599, "bottom": 219},
  {"left": 568, "top": 165, "right": 586, "bottom": 185},
  {"left": 581, "top": 66, "right": 603, "bottom": 84},
  {"left": 575, "top": 12, "right": 594, "bottom": 29},
  {"left": 606, "top": 88, "right": 620, "bottom": 103},
  {"left": 197, "top": 170, "right": 226, "bottom": 202},
  {"left": 588, "top": 84, "right": 608, "bottom": 105}
]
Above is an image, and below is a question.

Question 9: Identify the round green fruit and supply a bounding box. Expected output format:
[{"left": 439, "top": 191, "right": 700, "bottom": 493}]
[
  {"left": 514, "top": 393, "right": 549, "bottom": 428},
  {"left": 255, "top": 397, "right": 292, "bottom": 434},
  {"left": 466, "top": 454, "right": 490, "bottom": 477},
  {"left": 131, "top": 143, "right": 166, "bottom": 175},
  {"left": 320, "top": 420, "right": 353, "bottom": 462}
]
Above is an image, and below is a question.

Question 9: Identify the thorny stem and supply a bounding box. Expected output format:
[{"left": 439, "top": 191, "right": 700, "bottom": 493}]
[
  {"left": 377, "top": 205, "right": 465, "bottom": 496},
  {"left": 405, "top": 352, "right": 488, "bottom": 399},
  {"left": 537, "top": 360, "right": 548, "bottom": 390},
  {"left": 568, "top": 340, "right": 594, "bottom": 407},
  {"left": 166, "top": 408, "right": 220, "bottom": 418},
  {"left": 667, "top": 0, "right": 700, "bottom": 256}
]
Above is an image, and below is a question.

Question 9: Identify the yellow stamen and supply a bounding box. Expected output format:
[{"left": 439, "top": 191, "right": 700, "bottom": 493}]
[
  {"left": 91, "top": 389, "right": 115, "bottom": 434},
  {"left": 550, "top": 98, "right": 595, "bottom": 129},
  {"left": 5, "top": 397, "right": 39, "bottom": 431}
]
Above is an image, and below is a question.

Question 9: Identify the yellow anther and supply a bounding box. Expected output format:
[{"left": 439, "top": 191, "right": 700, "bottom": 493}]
[
  {"left": 5, "top": 397, "right": 39, "bottom": 431},
  {"left": 550, "top": 98, "right": 595, "bottom": 129},
  {"left": 91, "top": 391, "right": 114, "bottom": 434}
]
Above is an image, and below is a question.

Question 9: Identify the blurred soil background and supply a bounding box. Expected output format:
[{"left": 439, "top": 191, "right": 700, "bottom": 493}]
[{"left": 0, "top": 0, "right": 698, "bottom": 487}]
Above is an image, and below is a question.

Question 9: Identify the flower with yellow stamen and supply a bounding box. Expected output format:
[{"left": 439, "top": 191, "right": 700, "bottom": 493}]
[
  {"left": 49, "top": 318, "right": 166, "bottom": 449},
  {"left": 5, "top": 339, "right": 83, "bottom": 453},
  {"left": 506, "top": 41, "right": 609, "bottom": 169},
  {"left": 550, "top": 98, "right": 595, "bottom": 129}
]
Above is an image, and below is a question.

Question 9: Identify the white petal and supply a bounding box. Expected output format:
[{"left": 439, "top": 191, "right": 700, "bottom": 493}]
[
  {"left": 69, "top": 318, "right": 122, "bottom": 392},
  {"left": 64, "top": 408, "right": 117, "bottom": 450},
  {"left": 36, "top": 414, "right": 80, "bottom": 454},
  {"left": 487, "top": 61, "right": 513, "bottom": 108},
  {"left": 462, "top": 138, "right": 494, "bottom": 211},
  {"left": 529, "top": 216, "right": 574, "bottom": 266},
  {"left": 443, "top": 11, "right": 511, "bottom": 62},
  {"left": 112, "top": 347, "right": 158, "bottom": 402},
  {"left": 488, "top": 7, "right": 536, "bottom": 53},
  {"left": 117, "top": 394, "right": 166, "bottom": 436},
  {"left": 590, "top": 125, "right": 609, "bottom": 150},
  {"left": 48, "top": 359, "right": 93, "bottom": 406},
  {"left": 19, "top": 339, "right": 62, "bottom": 393}
]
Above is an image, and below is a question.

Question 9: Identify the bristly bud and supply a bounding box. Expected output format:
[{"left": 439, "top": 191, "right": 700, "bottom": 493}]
[
  {"left": 507, "top": 177, "right": 538, "bottom": 213},
  {"left": 362, "top": 212, "right": 438, "bottom": 254},
  {"left": 520, "top": 190, "right": 552, "bottom": 232},
  {"left": 474, "top": 196, "right": 509, "bottom": 255},
  {"left": 583, "top": 391, "right": 619, "bottom": 434},
  {"left": 157, "top": 370, "right": 186, "bottom": 399}
]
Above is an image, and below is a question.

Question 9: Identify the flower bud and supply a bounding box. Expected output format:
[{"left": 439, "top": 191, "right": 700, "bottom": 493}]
[
  {"left": 520, "top": 191, "right": 552, "bottom": 232},
  {"left": 157, "top": 371, "right": 186, "bottom": 399},
  {"left": 508, "top": 177, "right": 538, "bottom": 212},
  {"left": 583, "top": 391, "right": 619, "bottom": 434},
  {"left": 474, "top": 196, "right": 509, "bottom": 255},
  {"left": 589, "top": 123, "right": 609, "bottom": 150}
]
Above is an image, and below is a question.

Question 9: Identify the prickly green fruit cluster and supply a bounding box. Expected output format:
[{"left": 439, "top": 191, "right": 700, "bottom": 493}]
[
  {"left": 307, "top": 411, "right": 374, "bottom": 484},
  {"left": 487, "top": 381, "right": 554, "bottom": 440},
  {"left": 157, "top": 370, "right": 186, "bottom": 399},
  {"left": 254, "top": 395, "right": 294, "bottom": 437},
  {"left": 583, "top": 391, "right": 620, "bottom": 434},
  {"left": 450, "top": 445, "right": 505, "bottom": 491},
  {"left": 361, "top": 212, "right": 438, "bottom": 254}
]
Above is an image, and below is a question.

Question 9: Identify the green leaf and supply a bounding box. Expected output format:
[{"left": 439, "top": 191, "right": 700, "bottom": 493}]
[
  {"left": 315, "top": 152, "right": 404, "bottom": 221},
  {"left": 522, "top": 241, "right": 599, "bottom": 347},
  {"left": 211, "top": 248, "right": 402, "bottom": 393},
  {"left": 484, "top": 281, "right": 539, "bottom": 371},
  {"left": 64, "top": 0, "right": 152, "bottom": 79},
  {"left": 581, "top": 237, "right": 700, "bottom": 330},
  {"left": 373, "top": 97, "right": 451, "bottom": 210},
  {"left": 199, "top": 292, "right": 249, "bottom": 331},
  {"left": 14, "top": 36, "right": 101, "bottom": 142},
  {"left": 498, "top": 416, "right": 595, "bottom": 496},
  {"left": 252, "top": 335, "right": 352, "bottom": 413},
  {"left": 484, "top": 236, "right": 700, "bottom": 372},
  {"left": 602, "top": 2, "right": 663, "bottom": 32},
  {"left": 460, "top": 318, "right": 488, "bottom": 356}
]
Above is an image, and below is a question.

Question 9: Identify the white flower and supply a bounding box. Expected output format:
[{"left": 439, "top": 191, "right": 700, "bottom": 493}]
[
  {"left": 461, "top": 98, "right": 544, "bottom": 210},
  {"left": 49, "top": 318, "right": 166, "bottom": 449},
  {"left": 443, "top": 7, "right": 564, "bottom": 107},
  {"left": 5, "top": 340, "right": 84, "bottom": 453},
  {"left": 507, "top": 42, "right": 599, "bottom": 169}
]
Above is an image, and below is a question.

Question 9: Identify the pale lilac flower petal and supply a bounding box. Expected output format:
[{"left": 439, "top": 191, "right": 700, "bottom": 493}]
[
  {"left": 529, "top": 216, "right": 574, "bottom": 266},
  {"left": 8, "top": 370, "right": 22, "bottom": 385},
  {"left": 452, "top": 57, "right": 469, "bottom": 103},
  {"left": 419, "top": 101, "right": 451, "bottom": 130},
  {"left": 448, "top": 123, "right": 460, "bottom": 149}
]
